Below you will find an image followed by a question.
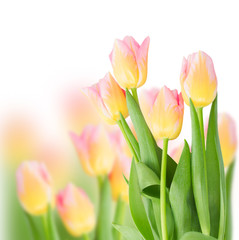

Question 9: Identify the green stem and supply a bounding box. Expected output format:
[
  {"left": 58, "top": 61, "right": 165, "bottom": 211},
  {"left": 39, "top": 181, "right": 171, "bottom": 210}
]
[
  {"left": 83, "top": 234, "right": 90, "bottom": 240},
  {"left": 131, "top": 88, "right": 139, "bottom": 105},
  {"left": 42, "top": 214, "right": 51, "bottom": 240},
  {"left": 112, "top": 196, "right": 126, "bottom": 240},
  {"left": 161, "top": 138, "right": 169, "bottom": 240},
  {"left": 117, "top": 120, "right": 139, "bottom": 162},
  {"left": 24, "top": 211, "right": 41, "bottom": 240}
]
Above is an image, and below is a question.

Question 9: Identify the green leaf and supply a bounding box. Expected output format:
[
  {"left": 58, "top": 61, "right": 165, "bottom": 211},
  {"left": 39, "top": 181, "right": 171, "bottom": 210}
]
[
  {"left": 156, "top": 146, "right": 177, "bottom": 188},
  {"left": 180, "top": 231, "right": 217, "bottom": 240},
  {"left": 207, "top": 96, "right": 227, "bottom": 240},
  {"left": 129, "top": 160, "right": 154, "bottom": 240},
  {"left": 169, "top": 140, "right": 200, "bottom": 238},
  {"left": 205, "top": 100, "right": 220, "bottom": 237},
  {"left": 136, "top": 162, "right": 160, "bottom": 199},
  {"left": 95, "top": 177, "right": 112, "bottom": 240},
  {"left": 47, "top": 207, "right": 60, "bottom": 240},
  {"left": 126, "top": 89, "right": 160, "bottom": 176},
  {"left": 190, "top": 99, "right": 210, "bottom": 235},
  {"left": 112, "top": 224, "right": 144, "bottom": 240},
  {"left": 24, "top": 211, "right": 41, "bottom": 240},
  {"left": 120, "top": 112, "right": 140, "bottom": 160},
  {"left": 225, "top": 161, "right": 235, "bottom": 240}
]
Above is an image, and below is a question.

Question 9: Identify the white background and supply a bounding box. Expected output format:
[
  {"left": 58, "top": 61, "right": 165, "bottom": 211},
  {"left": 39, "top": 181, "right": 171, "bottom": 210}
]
[{"left": 0, "top": 0, "right": 238, "bottom": 239}]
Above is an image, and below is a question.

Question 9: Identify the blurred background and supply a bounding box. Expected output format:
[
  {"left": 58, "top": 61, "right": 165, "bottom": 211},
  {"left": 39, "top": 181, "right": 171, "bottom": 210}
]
[{"left": 0, "top": 0, "right": 238, "bottom": 239}]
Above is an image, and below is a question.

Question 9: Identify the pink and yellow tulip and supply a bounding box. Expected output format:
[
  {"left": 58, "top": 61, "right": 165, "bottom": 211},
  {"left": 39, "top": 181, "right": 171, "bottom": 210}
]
[
  {"left": 70, "top": 125, "right": 115, "bottom": 176},
  {"left": 149, "top": 86, "right": 184, "bottom": 140},
  {"left": 16, "top": 161, "right": 53, "bottom": 215},
  {"left": 56, "top": 183, "right": 95, "bottom": 237},
  {"left": 109, "top": 36, "right": 150, "bottom": 89},
  {"left": 83, "top": 72, "right": 128, "bottom": 124},
  {"left": 218, "top": 113, "right": 237, "bottom": 167},
  {"left": 180, "top": 51, "right": 217, "bottom": 108}
]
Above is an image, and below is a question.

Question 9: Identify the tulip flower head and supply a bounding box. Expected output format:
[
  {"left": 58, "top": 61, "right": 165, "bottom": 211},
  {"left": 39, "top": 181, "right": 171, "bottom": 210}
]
[
  {"left": 83, "top": 72, "right": 128, "bottom": 124},
  {"left": 109, "top": 152, "right": 131, "bottom": 203},
  {"left": 109, "top": 36, "right": 150, "bottom": 89},
  {"left": 149, "top": 86, "right": 184, "bottom": 140},
  {"left": 70, "top": 125, "right": 115, "bottom": 176},
  {"left": 218, "top": 113, "right": 237, "bottom": 167},
  {"left": 180, "top": 51, "right": 217, "bottom": 108},
  {"left": 56, "top": 184, "right": 95, "bottom": 237},
  {"left": 139, "top": 88, "right": 160, "bottom": 125},
  {"left": 16, "top": 161, "right": 53, "bottom": 215}
]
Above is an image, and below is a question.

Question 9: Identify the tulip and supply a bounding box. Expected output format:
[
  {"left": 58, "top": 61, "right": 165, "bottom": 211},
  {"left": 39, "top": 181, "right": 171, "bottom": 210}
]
[
  {"left": 16, "top": 161, "right": 53, "bottom": 215},
  {"left": 83, "top": 72, "right": 128, "bottom": 124},
  {"left": 109, "top": 36, "right": 150, "bottom": 89},
  {"left": 149, "top": 86, "right": 184, "bottom": 140},
  {"left": 139, "top": 88, "right": 160, "bottom": 125},
  {"left": 169, "top": 143, "right": 184, "bottom": 164},
  {"left": 218, "top": 113, "right": 237, "bottom": 167},
  {"left": 180, "top": 51, "right": 217, "bottom": 108},
  {"left": 70, "top": 125, "right": 115, "bottom": 176},
  {"left": 56, "top": 184, "right": 95, "bottom": 237}
]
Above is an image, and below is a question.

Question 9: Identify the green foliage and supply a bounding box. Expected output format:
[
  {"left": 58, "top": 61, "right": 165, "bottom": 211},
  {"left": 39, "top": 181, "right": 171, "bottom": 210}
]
[
  {"left": 112, "top": 224, "right": 143, "bottom": 240},
  {"left": 180, "top": 232, "right": 217, "bottom": 240}
]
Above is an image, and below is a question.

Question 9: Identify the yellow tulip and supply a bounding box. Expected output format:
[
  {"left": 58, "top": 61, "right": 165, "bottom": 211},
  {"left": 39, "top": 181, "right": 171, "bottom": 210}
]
[
  {"left": 56, "top": 184, "right": 95, "bottom": 237},
  {"left": 218, "top": 113, "right": 237, "bottom": 167},
  {"left": 16, "top": 161, "right": 53, "bottom": 215},
  {"left": 180, "top": 51, "right": 217, "bottom": 108},
  {"left": 83, "top": 72, "right": 128, "bottom": 124},
  {"left": 70, "top": 125, "right": 115, "bottom": 176},
  {"left": 109, "top": 36, "right": 150, "bottom": 89},
  {"left": 149, "top": 86, "right": 184, "bottom": 140}
]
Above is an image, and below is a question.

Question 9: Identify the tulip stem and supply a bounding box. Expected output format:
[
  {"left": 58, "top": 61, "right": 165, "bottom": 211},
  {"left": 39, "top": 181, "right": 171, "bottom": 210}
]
[
  {"left": 161, "top": 138, "right": 169, "bottom": 240},
  {"left": 112, "top": 196, "right": 126, "bottom": 240},
  {"left": 42, "top": 214, "right": 51, "bottom": 240},
  {"left": 83, "top": 234, "right": 90, "bottom": 240},
  {"left": 117, "top": 120, "right": 139, "bottom": 162},
  {"left": 131, "top": 88, "right": 139, "bottom": 105}
]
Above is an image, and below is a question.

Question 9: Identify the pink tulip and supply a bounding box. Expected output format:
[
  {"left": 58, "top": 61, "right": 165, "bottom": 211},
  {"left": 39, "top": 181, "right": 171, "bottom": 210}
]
[{"left": 109, "top": 36, "right": 150, "bottom": 89}]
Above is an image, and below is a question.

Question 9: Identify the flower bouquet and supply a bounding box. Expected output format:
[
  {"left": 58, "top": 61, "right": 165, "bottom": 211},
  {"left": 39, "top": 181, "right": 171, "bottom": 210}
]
[{"left": 16, "top": 36, "right": 237, "bottom": 240}]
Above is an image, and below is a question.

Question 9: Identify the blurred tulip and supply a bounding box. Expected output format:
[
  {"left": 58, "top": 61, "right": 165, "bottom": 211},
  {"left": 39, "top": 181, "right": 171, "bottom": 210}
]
[
  {"left": 180, "top": 51, "right": 217, "bottom": 108},
  {"left": 218, "top": 113, "right": 237, "bottom": 167},
  {"left": 139, "top": 88, "right": 160, "bottom": 125},
  {"left": 169, "top": 143, "right": 184, "bottom": 164},
  {"left": 16, "top": 161, "right": 53, "bottom": 215},
  {"left": 56, "top": 184, "right": 95, "bottom": 237},
  {"left": 70, "top": 125, "right": 115, "bottom": 176},
  {"left": 149, "top": 86, "right": 184, "bottom": 140},
  {"left": 109, "top": 153, "right": 131, "bottom": 203},
  {"left": 83, "top": 72, "right": 128, "bottom": 124},
  {"left": 109, "top": 36, "right": 150, "bottom": 89}
]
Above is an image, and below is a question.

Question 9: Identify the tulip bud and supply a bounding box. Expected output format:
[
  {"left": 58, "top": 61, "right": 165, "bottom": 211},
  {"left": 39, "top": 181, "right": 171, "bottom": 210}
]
[
  {"left": 180, "top": 51, "right": 217, "bottom": 108},
  {"left": 56, "top": 184, "right": 95, "bottom": 237},
  {"left": 218, "top": 113, "right": 237, "bottom": 167},
  {"left": 109, "top": 36, "right": 150, "bottom": 89},
  {"left": 70, "top": 125, "right": 115, "bottom": 176},
  {"left": 149, "top": 86, "right": 184, "bottom": 140},
  {"left": 83, "top": 72, "right": 128, "bottom": 124},
  {"left": 139, "top": 88, "right": 160, "bottom": 126},
  {"left": 16, "top": 161, "right": 53, "bottom": 215}
]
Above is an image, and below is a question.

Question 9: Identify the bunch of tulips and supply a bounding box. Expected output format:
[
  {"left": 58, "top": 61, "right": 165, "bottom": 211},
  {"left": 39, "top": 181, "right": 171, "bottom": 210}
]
[{"left": 16, "top": 36, "right": 237, "bottom": 240}]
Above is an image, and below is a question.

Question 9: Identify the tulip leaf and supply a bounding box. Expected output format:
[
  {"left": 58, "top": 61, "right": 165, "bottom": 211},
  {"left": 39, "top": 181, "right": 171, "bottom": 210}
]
[
  {"left": 126, "top": 89, "right": 160, "bottom": 176},
  {"left": 24, "top": 211, "right": 42, "bottom": 240},
  {"left": 190, "top": 99, "right": 210, "bottom": 235},
  {"left": 120, "top": 112, "right": 140, "bottom": 160},
  {"left": 95, "top": 177, "right": 112, "bottom": 240},
  {"left": 156, "top": 146, "right": 177, "bottom": 188},
  {"left": 136, "top": 162, "right": 160, "bottom": 199},
  {"left": 207, "top": 96, "right": 226, "bottom": 240},
  {"left": 205, "top": 98, "right": 220, "bottom": 237},
  {"left": 47, "top": 206, "right": 60, "bottom": 240},
  {"left": 169, "top": 140, "right": 200, "bottom": 239},
  {"left": 225, "top": 161, "right": 235, "bottom": 240},
  {"left": 180, "top": 231, "right": 217, "bottom": 240},
  {"left": 129, "top": 159, "right": 154, "bottom": 240},
  {"left": 112, "top": 224, "right": 144, "bottom": 240}
]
